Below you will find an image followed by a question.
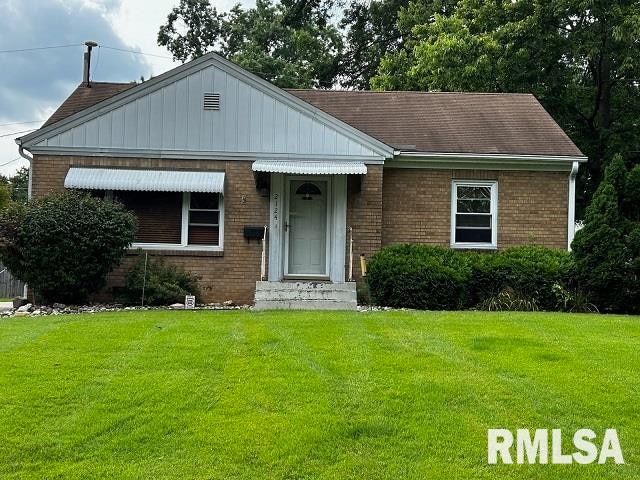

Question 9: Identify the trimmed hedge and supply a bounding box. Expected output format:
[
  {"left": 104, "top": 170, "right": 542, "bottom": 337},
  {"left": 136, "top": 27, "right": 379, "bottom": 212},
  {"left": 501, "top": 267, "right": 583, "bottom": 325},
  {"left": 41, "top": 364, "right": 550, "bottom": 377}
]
[
  {"left": 466, "top": 246, "right": 574, "bottom": 311},
  {"left": 367, "top": 244, "right": 472, "bottom": 310},
  {"left": 367, "top": 244, "right": 574, "bottom": 311}
]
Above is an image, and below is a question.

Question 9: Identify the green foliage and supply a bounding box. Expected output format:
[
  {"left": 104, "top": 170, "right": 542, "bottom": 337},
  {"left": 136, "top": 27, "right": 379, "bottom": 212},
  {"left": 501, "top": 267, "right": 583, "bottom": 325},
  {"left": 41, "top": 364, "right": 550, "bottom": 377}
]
[
  {"left": 467, "top": 246, "right": 574, "bottom": 311},
  {"left": 8, "top": 167, "right": 28, "bottom": 204},
  {"left": 367, "top": 244, "right": 472, "bottom": 310},
  {"left": 478, "top": 288, "right": 539, "bottom": 312},
  {"left": 367, "top": 245, "right": 573, "bottom": 311},
  {"left": 0, "top": 183, "right": 11, "bottom": 211},
  {"left": 624, "top": 164, "right": 640, "bottom": 221},
  {"left": 628, "top": 226, "right": 640, "bottom": 309},
  {"left": 339, "top": 0, "right": 424, "bottom": 89},
  {"left": 0, "top": 167, "right": 29, "bottom": 205},
  {"left": 604, "top": 154, "right": 628, "bottom": 205},
  {"left": 373, "top": 13, "right": 502, "bottom": 92},
  {"left": 371, "top": 0, "right": 640, "bottom": 216},
  {"left": 552, "top": 284, "right": 599, "bottom": 314},
  {"left": 158, "top": 0, "right": 343, "bottom": 88},
  {"left": 571, "top": 157, "right": 640, "bottom": 313},
  {"left": 0, "top": 191, "right": 137, "bottom": 304},
  {"left": 120, "top": 253, "right": 200, "bottom": 306}
]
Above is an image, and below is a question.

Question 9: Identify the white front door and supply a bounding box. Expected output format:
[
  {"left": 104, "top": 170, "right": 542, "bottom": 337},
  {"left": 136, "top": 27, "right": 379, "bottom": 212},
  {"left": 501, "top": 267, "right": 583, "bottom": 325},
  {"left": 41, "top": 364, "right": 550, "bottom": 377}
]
[{"left": 285, "top": 178, "right": 329, "bottom": 276}]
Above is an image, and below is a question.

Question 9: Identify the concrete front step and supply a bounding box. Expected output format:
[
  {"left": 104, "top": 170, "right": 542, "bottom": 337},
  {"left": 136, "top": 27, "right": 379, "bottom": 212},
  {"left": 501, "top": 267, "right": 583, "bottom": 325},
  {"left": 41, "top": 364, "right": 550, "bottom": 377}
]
[{"left": 254, "top": 281, "right": 357, "bottom": 310}]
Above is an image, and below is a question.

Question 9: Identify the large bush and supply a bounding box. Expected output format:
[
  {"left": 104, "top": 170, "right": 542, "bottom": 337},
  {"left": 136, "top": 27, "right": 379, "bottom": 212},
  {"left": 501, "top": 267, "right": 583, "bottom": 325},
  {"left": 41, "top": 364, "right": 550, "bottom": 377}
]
[
  {"left": 0, "top": 191, "right": 136, "bottom": 304},
  {"left": 367, "top": 244, "right": 573, "bottom": 311},
  {"left": 467, "top": 246, "right": 574, "bottom": 310},
  {"left": 119, "top": 253, "right": 201, "bottom": 306},
  {"left": 571, "top": 155, "right": 640, "bottom": 313},
  {"left": 367, "top": 244, "right": 472, "bottom": 310}
]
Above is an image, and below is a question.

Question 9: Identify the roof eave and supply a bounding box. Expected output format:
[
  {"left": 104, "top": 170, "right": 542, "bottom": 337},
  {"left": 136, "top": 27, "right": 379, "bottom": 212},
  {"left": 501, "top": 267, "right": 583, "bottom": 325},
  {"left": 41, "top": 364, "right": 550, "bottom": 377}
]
[
  {"left": 389, "top": 151, "right": 587, "bottom": 171},
  {"left": 394, "top": 151, "right": 587, "bottom": 163}
]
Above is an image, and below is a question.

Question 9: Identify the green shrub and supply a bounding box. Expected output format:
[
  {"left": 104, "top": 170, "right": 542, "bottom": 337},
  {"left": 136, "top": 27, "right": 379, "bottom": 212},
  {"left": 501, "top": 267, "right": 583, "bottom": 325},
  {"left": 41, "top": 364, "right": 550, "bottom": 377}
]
[
  {"left": 571, "top": 156, "right": 639, "bottom": 313},
  {"left": 552, "top": 284, "right": 599, "bottom": 313},
  {"left": 467, "top": 246, "right": 574, "bottom": 311},
  {"left": 367, "top": 244, "right": 573, "bottom": 311},
  {"left": 367, "top": 244, "right": 472, "bottom": 310},
  {"left": 478, "top": 287, "right": 539, "bottom": 312},
  {"left": 120, "top": 253, "right": 200, "bottom": 306},
  {"left": 0, "top": 191, "right": 136, "bottom": 304}
]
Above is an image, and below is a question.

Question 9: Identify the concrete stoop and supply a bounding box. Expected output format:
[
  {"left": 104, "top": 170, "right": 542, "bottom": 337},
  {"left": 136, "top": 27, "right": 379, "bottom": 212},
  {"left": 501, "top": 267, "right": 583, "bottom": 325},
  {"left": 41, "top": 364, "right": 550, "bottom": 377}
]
[{"left": 253, "top": 281, "right": 357, "bottom": 310}]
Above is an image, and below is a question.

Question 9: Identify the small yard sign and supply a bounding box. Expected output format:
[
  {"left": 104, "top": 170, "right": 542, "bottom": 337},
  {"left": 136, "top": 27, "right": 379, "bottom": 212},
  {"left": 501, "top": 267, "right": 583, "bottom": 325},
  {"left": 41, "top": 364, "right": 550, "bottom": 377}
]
[{"left": 185, "top": 295, "right": 196, "bottom": 309}]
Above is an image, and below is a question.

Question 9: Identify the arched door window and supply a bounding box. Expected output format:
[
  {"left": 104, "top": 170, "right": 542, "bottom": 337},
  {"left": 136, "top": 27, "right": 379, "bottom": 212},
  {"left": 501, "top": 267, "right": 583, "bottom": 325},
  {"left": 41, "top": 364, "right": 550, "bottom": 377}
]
[{"left": 295, "top": 182, "right": 322, "bottom": 200}]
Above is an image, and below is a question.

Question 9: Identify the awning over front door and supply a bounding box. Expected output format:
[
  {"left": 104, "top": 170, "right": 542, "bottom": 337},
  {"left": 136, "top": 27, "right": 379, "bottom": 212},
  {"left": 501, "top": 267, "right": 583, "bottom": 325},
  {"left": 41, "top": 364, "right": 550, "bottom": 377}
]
[
  {"left": 252, "top": 160, "right": 367, "bottom": 175},
  {"left": 64, "top": 167, "right": 225, "bottom": 192}
]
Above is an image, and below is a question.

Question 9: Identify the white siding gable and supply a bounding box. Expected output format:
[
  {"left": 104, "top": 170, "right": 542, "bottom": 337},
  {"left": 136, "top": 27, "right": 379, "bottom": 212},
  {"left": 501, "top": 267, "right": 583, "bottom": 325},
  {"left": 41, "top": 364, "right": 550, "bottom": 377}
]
[{"left": 25, "top": 55, "right": 391, "bottom": 162}]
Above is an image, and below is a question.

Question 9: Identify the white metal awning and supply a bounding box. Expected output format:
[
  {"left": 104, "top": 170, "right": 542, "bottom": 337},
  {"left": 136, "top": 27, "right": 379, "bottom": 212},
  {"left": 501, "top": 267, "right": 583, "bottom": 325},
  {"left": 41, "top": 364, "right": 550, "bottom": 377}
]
[
  {"left": 252, "top": 160, "right": 367, "bottom": 175},
  {"left": 64, "top": 167, "right": 225, "bottom": 193}
]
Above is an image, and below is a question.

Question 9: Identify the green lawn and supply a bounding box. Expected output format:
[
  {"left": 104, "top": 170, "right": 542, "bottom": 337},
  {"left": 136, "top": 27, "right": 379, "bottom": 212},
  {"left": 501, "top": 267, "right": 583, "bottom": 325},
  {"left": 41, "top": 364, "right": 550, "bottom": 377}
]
[{"left": 0, "top": 310, "right": 638, "bottom": 479}]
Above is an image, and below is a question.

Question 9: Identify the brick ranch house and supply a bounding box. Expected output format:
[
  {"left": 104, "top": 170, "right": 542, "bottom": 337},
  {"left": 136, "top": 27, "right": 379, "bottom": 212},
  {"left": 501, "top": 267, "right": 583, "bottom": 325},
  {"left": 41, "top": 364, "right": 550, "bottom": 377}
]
[{"left": 16, "top": 52, "right": 586, "bottom": 309}]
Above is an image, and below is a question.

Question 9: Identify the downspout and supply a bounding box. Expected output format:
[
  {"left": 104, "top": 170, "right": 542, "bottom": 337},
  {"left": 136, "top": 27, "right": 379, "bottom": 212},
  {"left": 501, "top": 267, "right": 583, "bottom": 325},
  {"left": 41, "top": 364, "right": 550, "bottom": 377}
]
[
  {"left": 567, "top": 161, "right": 579, "bottom": 251},
  {"left": 17, "top": 144, "right": 33, "bottom": 200},
  {"left": 17, "top": 142, "right": 33, "bottom": 299}
]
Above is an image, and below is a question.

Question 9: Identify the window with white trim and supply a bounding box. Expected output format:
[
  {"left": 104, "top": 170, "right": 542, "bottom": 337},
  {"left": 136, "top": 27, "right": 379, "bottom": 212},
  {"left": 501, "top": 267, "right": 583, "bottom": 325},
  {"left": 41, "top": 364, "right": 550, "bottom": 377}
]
[
  {"left": 451, "top": 181, "right": 497, "bottom": 249},
  {"left": 112, "top": 191, "right": 224, "bottom": 250},
  {"left": 187, "top": 192, "right": 221, "bottom": 246}
]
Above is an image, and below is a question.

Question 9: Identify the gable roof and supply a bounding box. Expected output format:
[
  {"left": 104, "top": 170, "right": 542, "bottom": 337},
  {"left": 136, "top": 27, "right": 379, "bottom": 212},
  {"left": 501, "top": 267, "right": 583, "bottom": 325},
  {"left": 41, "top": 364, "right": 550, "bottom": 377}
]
[
  {"left": 43, "top": 82, "right": 136, "bottom": 127},
  {"left": 19, "top": 52, "right": 392, "bottom": 161},
  {"left": 287, "top": 90, "right": 583, "bottom": 157},
  {"left": 24, "top": 53, "right": 583, "bottom": 160}
]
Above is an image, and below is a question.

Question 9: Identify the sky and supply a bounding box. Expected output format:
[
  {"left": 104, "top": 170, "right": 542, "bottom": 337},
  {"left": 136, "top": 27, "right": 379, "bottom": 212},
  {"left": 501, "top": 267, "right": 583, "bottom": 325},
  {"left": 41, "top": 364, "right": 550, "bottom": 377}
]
[{"left": 0, "top": 0, "right": 249, "bottom": 176}]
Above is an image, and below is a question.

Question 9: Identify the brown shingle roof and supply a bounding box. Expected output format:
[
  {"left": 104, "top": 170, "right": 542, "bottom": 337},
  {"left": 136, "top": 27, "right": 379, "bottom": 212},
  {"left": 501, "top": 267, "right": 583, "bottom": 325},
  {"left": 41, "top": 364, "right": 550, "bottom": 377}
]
[
  {"left": 287, "top": 89, "right": 583, "bottom": 157},
  {"left": 39, "top": 82, "right": 583, "bottom": 157},
  {"left": 43, "top": 82, "right": 136, "bottom": 127}
]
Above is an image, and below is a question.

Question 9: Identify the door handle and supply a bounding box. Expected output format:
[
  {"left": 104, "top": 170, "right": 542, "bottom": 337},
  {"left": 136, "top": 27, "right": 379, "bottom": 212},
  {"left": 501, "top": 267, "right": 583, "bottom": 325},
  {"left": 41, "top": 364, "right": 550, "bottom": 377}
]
[{"left": 284, "top": 221, "right": 289, "bottom": 231}]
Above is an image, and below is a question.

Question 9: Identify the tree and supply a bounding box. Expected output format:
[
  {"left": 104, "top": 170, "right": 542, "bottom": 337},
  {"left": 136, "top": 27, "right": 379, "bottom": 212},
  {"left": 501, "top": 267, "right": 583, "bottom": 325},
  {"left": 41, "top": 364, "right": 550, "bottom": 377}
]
[
  {"left": 339, "top": 0, "right": 412, "bottom": 89},
  {"left": 0, "top": 167, "right": 29, "bottom": 205},
  {"left": 158, "top": 0, "right": 640, "bottom": 215},
  {"left": 0, "top": 183, "right": 10, "bottom": 211},
  {"left": 371, "top": 0, "right": 640, "bottom": 217},
  {"left": 571, "top": 155, "right": 640, "bottom": 313},
  {"left": 158, "top": 0, "right": 343, "bottom": 88},
  {"left": 0, "top": 191, "right": 137, "bottom": 304},
  {"left": 9, "top": 167, "right": 28, "bottom": 204},
  {"left": 624, "top": 164, "right": 640, "bottom": 222}
]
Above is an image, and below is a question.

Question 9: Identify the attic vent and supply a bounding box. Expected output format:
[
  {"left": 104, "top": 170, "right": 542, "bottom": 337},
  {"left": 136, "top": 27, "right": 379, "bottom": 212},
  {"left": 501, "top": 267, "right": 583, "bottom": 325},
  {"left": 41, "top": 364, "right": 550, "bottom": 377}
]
[{"left": 203, "top": 93, "right": 221, "bottom": 110}]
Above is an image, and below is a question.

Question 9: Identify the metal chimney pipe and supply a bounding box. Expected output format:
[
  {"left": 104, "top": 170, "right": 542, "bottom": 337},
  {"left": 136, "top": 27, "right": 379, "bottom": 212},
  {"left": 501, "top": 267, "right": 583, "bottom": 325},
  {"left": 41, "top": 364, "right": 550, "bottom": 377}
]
[{"left": 83, "top": 41, "right": 98, "bottom": 87}]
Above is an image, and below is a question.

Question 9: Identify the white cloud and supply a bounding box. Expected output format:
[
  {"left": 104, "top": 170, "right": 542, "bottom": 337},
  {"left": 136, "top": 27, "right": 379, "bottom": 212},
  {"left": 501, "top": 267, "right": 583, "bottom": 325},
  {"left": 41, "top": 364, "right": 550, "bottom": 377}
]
[
  {"left": 0, "top": 0, "right": 253, "bottom": 175},
  {"left": 104, "top": 0, "right": 255, "bottom": 75},
  {"left": 103, "top": 0, "right": 181, "bottom": 76}
]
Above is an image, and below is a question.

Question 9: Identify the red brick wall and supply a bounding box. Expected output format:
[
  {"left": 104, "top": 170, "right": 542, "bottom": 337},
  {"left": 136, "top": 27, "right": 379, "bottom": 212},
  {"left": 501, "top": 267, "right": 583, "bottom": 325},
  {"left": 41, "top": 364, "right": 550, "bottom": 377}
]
[{"left": 31, "top": 155, "right": 269, "bottom": 304}]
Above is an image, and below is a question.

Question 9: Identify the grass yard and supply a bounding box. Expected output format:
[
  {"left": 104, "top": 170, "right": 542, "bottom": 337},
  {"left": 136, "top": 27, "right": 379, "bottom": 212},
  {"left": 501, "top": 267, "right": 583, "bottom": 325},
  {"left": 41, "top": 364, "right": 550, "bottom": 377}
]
[{"left": 0, "top": 310, "right": 638, "bottom": 479}]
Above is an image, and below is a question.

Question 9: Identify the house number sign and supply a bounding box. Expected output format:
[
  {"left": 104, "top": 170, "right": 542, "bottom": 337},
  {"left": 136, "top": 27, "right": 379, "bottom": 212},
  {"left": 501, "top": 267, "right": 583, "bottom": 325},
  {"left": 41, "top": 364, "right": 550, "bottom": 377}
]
[{"left": 273, "top": 193, "right": 279, "bottom": 222}]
